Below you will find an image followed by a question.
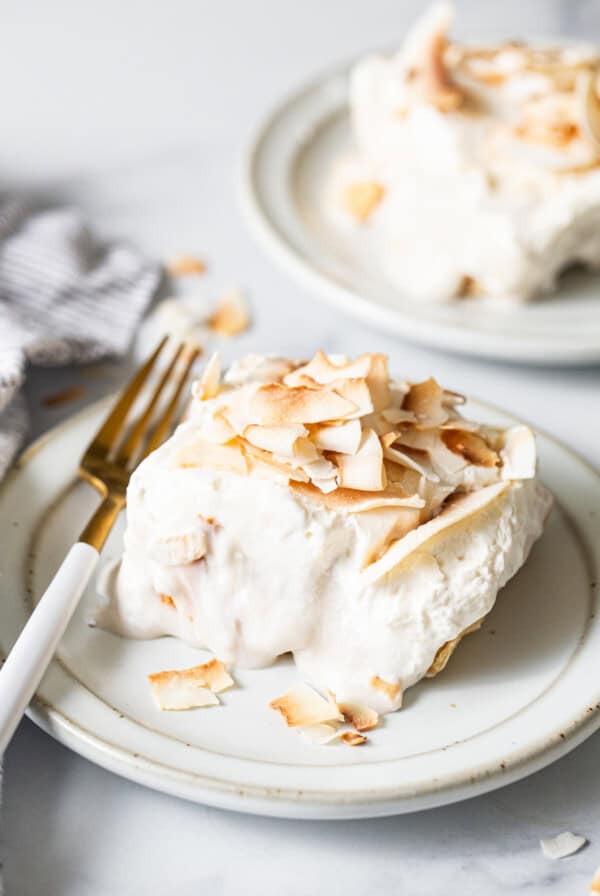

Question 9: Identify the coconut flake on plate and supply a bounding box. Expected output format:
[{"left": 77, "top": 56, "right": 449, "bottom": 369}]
[
  {"left": 207, "top": 288, "right": 251, "bottom": 337},
  {"left": 297, "top": 723, "right": 342, "bottom": 745},
  {"left": 167, "top": 255, "right": 207, "bottom": 276},
  {"left": 193, "top": 658, "right": 234, "bottom": 693},
  {"left": 269, "top": 683, "right": 343, "bottom": 727},
  {"left": 338, "top": 701, "right": 379, "bottom": 731},
  {"left": 540, "top": 831, "right": 587, "bottom": 860},
  {"left": 148, "top": 658, "right": 233, "bottom": 710},
  {"left": 340, "top": 731, "right": 368, "bottom": 746}
]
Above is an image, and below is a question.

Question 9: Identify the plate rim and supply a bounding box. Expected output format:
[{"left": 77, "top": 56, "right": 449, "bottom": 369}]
[
  {"left": 3, "top": 397, "right": 600, "bottom": 819},
  {"left": 239, "top": 59, "right": 600, "bottom": 366}
]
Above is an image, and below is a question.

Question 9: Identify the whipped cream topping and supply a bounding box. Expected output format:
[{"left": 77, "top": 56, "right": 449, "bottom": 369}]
[
  {"left": 332, "top": 2, "right": 600, "bottom": 302},
  {"left": 95, "top": 351, "right": 552, "bottom": 713}
]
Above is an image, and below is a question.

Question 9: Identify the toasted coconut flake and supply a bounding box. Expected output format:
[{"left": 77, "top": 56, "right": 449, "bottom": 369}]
[
  {"left": 340, "top": 731, "right": 368, "bottom": 746},
  {"left": 426, "top": 619, "right": 482, "bottom": 677},
  {"left": 311, "top": 419, "right": 363, "bottom": 455},
  {"left": 500, "top": 425, "right": 536, "bottom": 480},
  {"left": 381, "top": 407, "right": 417, "bottom": 425},
  {"left": 423, "top": 32, "right": 464, "bottom": 112},
  {"left": 269, "top": 683, "right": 343, "bottom": 727},
  {"left": 382, "top": 432, "right": 440, "bottom": 482},
  {"left": 364, "top": 482, "right": 508, "bottom": 583},
  {"left": 200, "top": 408, "right": 237, "bottom": 444},
  {"left": 293, "top": 437, "right": 321, "bottom": 463},
  {"left": 249, "top": 383, "right": 357, "bottom": 425},
  {"left": 370, "top": 675, "right": 402, "bottom": 704},
  {"left": 167, "top": 254, "right": 206, "bottom": 276},
  {"left": 242, "top": 441, "right": 310, "bottom": 482},
  {"left": 440, "top": 417, "right": 480, "bottom": 432},
  {"left": 457, "top": 275, "right": 482, "bottom": 298},
  {"left": 208, "top": 288, "right": 250, "bottom": 337},
  {"left": 540, "top": 831, "right": 587, "bottom": 860},
  {"left": 290, "top": 480, "right": 423, "bottom": 512},
  {"left": 343, "top": 181, "right": 385, "bottom": 221},
  {"left": 329, "top": 377, "right": 374, "bottom": 418},
  {"left": 193, "top": 658, "right": 234, "bottom": 693},
  {"left": 301, "top": 456, "right": 338, "bottom": 481},
  {"left": 580, "top": 68, "right": 600, "bottom": 150},
  {"left": 357, "top": 505, "right": 423, "bottom": 568},
  {"left": 442, "top": 389, "right": 466, "bottom": 406},
  {"left": 148, "top": 658, "right": 232, "bottom": 710},
  {"left": 148, "top": 665, "right": 223, "bottom": 710},
  {"left": 284, "top": 350, "right": 371, "bottom": 386},
  {"left": 442, "top": 429, "right": 499, "bottom": 467},
  {"left": 176, "top": 437, "right": 248, "bottom": 475},
  {"left": 589, "top": 866, "right": 600, "bottom": 893},
  {"left": 243, "top": 423, "right": 308, "bottom": 457},
  {"left": 366, "top": 354, "right": 391, "bottom": 410},
  {"left": 150, "top": 681, "right": 218, "bottom": 711},
  {"left": 194, "top": 351, "right": 221, "bottom": 401},
  {"left": 393, "top": 427, "right": 468, "bottom": 478},
  {"left": 338, "top": 702, "right": 379, "bottom": 732},
  {"left": 404, "top": 378, "right": 448, "bottom": 426},
  {"left": 298, "top": 723, "right": 341, "bottom": 745},
  {"left": 333, "top": 428, "right": 386, "bottom": 492},
  {"left": 284, "top": 352, "right": 389, "bottom": 410},
  {"left": 160, "top": 593, "right": 176, "bottom": 608},
  {"left": 225, "top": 354, "right": 299, "bottom": 386},
  {"left": 312, "top": 477, "right": 338, "bottom": 494}
]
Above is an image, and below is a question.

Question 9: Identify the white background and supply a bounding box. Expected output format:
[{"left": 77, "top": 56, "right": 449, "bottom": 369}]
[{"left": 3, "top": 1, "right": 600, "bottom": 893}]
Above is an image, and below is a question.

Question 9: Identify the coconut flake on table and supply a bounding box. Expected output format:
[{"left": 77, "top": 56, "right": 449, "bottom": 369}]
[{"left": 540, "top": 831, "right": 587, "bottom": 859}]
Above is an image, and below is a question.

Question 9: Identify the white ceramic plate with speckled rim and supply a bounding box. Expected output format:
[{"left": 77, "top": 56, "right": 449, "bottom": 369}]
[
  {"left": 240, "top": 64, "right": 600, "bottom": 365},
  {"left": 1, "top": 396, "right": 600, "bottom": 819}
]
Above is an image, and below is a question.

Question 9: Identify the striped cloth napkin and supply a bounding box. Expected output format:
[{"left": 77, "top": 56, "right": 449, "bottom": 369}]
[{"left": 0, "top": 199, "right": 161, "bottom": 479}]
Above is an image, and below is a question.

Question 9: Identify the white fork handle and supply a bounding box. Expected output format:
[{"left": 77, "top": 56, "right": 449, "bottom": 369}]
[{"left": 0, "top": 542, "right": 99, "bottom": 754}]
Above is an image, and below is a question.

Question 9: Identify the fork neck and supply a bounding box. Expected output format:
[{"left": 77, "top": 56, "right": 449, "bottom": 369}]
[{"left": 79, "top": 492, "right": 126, "bottom": 552}]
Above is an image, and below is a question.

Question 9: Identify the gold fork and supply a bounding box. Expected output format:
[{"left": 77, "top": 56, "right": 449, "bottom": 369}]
[{"left": 0, "top": 338, "right": 200, "bottom": 753}]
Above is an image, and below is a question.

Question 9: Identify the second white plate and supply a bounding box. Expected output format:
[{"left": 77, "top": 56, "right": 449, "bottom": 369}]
[{"left": 241, "top": 64, "right": 600, "bottom": 365}]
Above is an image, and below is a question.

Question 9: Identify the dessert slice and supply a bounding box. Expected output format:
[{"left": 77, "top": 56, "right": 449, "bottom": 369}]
[
  {"left": 95, "top": 351, "right": 551, "bottom": 714},
  {"left": 332, "top": 2, "right": 600, "bottom": 302}
]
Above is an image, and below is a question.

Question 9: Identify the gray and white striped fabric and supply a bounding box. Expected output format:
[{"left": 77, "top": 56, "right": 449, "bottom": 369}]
[{"left": 0, "top": 199, "right": 160, "bottom": 477}]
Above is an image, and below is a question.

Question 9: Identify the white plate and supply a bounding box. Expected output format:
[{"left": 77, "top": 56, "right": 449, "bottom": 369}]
[
  {"left": 1, "top": 398, "right": 600, "bottom": 819},
  {"left": 240, "top": 65, "right": 600, "bottom": 365}
]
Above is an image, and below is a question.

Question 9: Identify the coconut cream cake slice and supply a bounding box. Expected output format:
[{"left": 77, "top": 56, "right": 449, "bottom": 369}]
[
  {"left": 95, "top": 351, "right": 552, "bottom": 714},
  {"left": 331, "top": 1, "right": 600, "bottom": 302}
]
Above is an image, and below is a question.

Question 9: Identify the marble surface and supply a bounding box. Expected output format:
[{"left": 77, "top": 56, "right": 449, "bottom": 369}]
[{"left": 2, "top": 0, "right": 600, "bottom": 892}]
